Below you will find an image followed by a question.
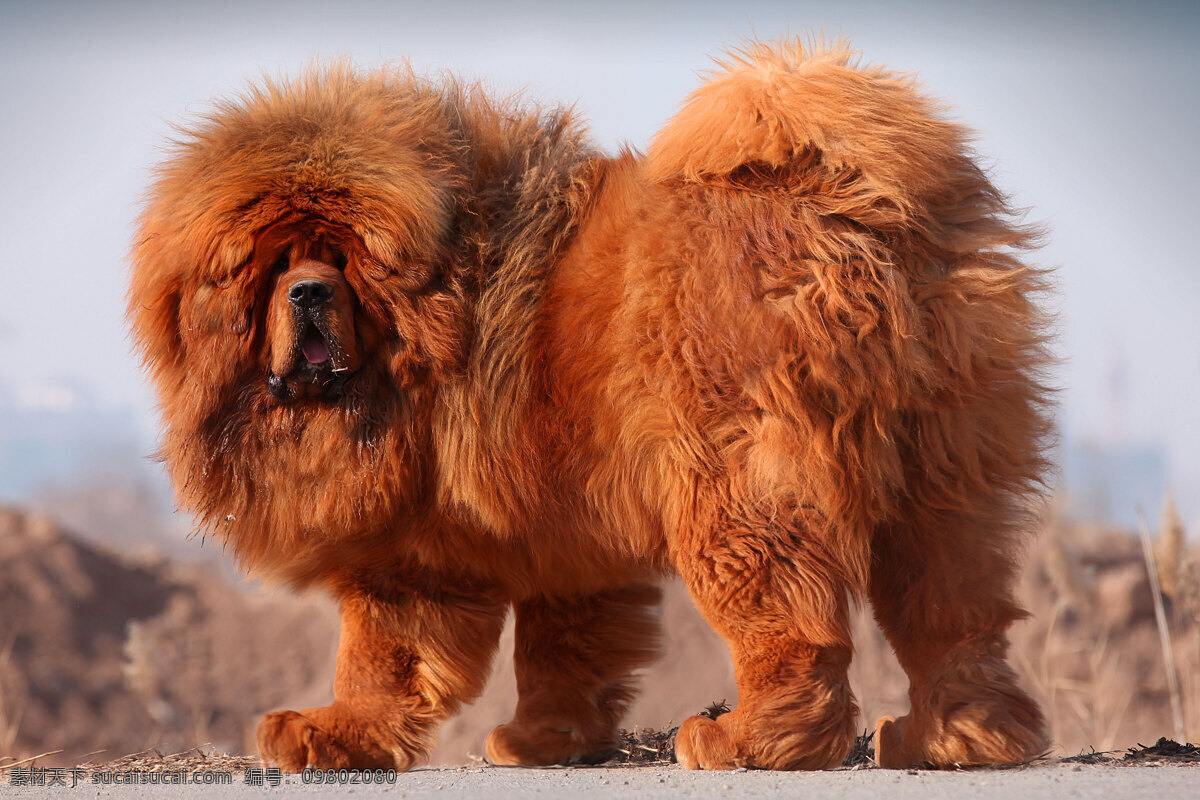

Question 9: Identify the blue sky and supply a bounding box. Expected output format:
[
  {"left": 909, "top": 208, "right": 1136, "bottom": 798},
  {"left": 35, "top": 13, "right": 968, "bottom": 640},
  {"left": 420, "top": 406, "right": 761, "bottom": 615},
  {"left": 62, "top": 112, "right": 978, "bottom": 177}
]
[{"left": 1, "top": 0, "right": 1197, "bottom": 526}]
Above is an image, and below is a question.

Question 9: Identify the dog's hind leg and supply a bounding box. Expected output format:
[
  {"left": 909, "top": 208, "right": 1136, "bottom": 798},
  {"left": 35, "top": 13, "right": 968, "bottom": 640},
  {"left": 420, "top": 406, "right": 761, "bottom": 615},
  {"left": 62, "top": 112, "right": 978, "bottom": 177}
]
[
  {"left": 485, "top": 582, "right": 662, "bottom": 766},
  {"left": 671, "top": 504, "right": 859, "bottom": 770},
  {"left": 868, "top": 505, "right": 1049, "bottom": 768},
  {"left": 257, "top": 581, "right": 506, "bottom": 772}
]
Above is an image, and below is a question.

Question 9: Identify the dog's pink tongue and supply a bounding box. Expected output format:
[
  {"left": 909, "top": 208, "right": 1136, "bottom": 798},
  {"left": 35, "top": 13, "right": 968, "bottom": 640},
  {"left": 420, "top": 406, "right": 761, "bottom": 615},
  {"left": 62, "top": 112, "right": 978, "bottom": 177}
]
[{"left": 302, "top": 329, "right": 330, "bottom": 364}]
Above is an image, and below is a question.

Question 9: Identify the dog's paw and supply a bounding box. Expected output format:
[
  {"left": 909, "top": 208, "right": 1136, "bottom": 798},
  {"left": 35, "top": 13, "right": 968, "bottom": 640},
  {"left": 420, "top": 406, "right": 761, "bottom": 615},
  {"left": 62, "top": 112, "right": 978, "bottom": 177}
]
[
  {"left": 485, "top": 722, "right": 615, "bottom": 766},
  {"left": 675, "top": 714, "right": 740, "bottom": 770},
  {"left": 257, "top": 710, "right": 354, "bottom": 772},
  {"left": 875, "top": 701, "right": 1048, "bottom": 768},
  {"left": 874, "top": 715, "right": 912, "bottom": 768},
  {"left": 677, "top": 706, "right": 854, "bottom": 770}
]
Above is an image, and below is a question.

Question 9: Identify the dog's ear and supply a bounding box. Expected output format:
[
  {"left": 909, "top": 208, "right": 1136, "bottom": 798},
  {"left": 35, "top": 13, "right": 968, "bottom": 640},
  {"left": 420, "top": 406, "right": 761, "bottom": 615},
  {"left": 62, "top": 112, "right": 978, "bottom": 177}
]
[
  {"left": 129, "top": 209, "right": 269, "bottom": 396},
  {"left": 128, "top": 224, "right": 187, "bottom": 386}
]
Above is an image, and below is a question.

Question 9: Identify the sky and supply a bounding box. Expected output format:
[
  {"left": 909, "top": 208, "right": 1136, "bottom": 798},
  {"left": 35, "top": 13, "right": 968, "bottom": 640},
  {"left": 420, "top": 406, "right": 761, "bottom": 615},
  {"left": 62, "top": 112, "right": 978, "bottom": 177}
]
[{"left": 0, "top": 0, "right": 1198, "bottom": 526}]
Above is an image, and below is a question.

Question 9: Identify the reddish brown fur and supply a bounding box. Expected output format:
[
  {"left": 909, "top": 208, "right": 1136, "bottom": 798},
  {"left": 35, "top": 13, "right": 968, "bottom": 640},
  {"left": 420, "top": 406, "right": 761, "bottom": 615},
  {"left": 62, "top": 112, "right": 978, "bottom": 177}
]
[{"left": 129, "top": 41, "right": 1052, "bottom": 771}]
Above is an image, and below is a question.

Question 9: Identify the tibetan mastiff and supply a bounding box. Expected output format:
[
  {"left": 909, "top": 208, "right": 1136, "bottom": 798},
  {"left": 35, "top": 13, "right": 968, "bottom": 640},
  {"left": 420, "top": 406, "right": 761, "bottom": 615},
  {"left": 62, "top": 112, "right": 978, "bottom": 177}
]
[{"left": 130, "top": 41, "right": 1051, "bottom": 771}]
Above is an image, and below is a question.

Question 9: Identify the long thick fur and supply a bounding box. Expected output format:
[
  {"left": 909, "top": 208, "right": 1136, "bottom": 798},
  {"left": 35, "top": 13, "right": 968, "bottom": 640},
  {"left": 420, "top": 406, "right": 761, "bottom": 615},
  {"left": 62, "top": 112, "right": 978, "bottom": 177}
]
[{"left": 130, "top": 40, "right": 1051, "bottom": 771}]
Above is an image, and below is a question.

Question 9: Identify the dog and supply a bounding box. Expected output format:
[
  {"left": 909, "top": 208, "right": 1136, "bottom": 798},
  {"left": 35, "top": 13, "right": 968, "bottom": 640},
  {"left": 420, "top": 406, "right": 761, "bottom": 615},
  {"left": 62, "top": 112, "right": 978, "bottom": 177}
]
[{"left": 129, "top": 40, "right": 1051, "bottom": 771}]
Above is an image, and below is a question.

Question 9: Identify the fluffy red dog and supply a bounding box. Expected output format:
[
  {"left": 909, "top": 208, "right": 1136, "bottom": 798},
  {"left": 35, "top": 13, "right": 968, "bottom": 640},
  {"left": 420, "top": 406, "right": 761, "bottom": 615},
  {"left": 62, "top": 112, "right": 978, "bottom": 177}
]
[{"left": 129, "top": 41, "right": 1051, "bottom": 771}]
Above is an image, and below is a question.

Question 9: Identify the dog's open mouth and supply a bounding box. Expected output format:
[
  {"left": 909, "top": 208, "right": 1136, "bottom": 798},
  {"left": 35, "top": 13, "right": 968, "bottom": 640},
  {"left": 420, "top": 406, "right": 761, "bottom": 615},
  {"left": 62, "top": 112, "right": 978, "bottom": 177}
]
[
  {"left": 269, "top": 318, "right": 354, "bottom": 402},
  {"left": 301, "top": 325, "right": 331, "bottom": 366}
]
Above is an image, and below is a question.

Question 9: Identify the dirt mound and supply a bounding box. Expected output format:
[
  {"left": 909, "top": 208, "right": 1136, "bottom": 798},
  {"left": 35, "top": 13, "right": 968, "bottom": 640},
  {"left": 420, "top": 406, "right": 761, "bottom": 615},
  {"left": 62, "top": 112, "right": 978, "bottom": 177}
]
[{"left": 0, "top": 507, "right": 337, "bottom": 765}]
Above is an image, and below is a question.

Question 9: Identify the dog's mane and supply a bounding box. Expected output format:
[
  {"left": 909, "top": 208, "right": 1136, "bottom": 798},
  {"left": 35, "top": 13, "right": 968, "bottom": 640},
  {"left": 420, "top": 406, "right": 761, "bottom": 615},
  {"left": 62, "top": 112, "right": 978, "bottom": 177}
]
[{"left": 436, "top": 93, "right": 601, "bottom": 535}]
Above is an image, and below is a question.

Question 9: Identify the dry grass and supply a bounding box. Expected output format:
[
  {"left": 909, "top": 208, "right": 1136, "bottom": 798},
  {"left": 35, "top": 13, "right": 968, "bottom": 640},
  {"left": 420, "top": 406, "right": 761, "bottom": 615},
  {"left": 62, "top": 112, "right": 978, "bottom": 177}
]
[
  {"left": 1014, "top": 495, "right": 1200, "bottom": 754},
  {"left": 1060, "top": 737, "right": 1200, "bottom": 765},
  {"left": 76, "top": 745, "right": 258, "bottom": 776}
]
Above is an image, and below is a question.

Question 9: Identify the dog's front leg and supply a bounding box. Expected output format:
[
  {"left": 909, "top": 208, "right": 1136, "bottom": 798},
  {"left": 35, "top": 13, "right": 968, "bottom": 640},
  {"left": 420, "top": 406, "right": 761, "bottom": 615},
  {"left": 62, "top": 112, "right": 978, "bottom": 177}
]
[{"left": 257, "top": 579, "right": 506, "bottom": 771}]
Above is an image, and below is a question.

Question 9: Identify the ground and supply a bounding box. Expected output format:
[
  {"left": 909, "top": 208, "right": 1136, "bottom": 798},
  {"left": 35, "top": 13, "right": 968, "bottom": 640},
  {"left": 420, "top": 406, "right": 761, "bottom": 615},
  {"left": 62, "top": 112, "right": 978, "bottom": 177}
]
[{"left": 6, "top": 760, "right": 1198, "bottom": 800}]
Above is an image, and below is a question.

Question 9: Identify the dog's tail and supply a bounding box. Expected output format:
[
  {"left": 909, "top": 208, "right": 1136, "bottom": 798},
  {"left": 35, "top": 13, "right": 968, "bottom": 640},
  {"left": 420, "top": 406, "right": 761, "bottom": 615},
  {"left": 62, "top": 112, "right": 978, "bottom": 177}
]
[{"left": 646, "top": 38, "right": 980, "bottom": 214}]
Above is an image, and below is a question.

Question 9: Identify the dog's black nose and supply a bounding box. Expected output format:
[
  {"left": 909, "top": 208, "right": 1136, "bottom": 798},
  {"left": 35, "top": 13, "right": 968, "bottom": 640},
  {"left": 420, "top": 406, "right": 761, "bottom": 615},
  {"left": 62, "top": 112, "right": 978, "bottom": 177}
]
[{"left": 288, "top": 279, "right": 333, "bottom": 308}]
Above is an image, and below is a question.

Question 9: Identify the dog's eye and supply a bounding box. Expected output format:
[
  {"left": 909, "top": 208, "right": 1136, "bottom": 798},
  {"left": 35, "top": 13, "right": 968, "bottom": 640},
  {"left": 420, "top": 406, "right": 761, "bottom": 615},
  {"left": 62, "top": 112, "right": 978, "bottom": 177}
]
[
  {"left": 272, "top": 253, "right": 289, "bottom": 273},
  {"left": 334, "top": 252, "right": 348, "bottom": 271}
]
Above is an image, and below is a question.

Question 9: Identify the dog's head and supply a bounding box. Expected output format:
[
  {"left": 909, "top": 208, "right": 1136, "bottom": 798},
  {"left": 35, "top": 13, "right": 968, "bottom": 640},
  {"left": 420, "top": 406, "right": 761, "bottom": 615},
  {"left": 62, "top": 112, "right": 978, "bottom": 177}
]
[
  {"left": 127, "top": 67, "right": 483, "bottom": 563},
  {"left": 129, "top": 66, "right": 475, "bottom": 419}
]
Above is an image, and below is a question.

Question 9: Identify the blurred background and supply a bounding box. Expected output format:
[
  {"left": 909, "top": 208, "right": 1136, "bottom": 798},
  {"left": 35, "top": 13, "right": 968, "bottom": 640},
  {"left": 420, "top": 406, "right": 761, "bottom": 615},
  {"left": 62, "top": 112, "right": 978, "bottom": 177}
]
[{"left": 1, "top": 0, "right": 1197, "bottom": 770}]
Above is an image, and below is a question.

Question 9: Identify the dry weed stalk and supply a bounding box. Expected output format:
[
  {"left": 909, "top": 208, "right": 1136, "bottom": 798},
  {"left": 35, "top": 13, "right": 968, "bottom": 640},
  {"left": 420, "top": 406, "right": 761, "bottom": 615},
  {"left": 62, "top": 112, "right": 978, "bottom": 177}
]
[
  {"left": 1138, "top": 507, "right": 1185, "bottom": 741},
  {"left": 0, "top": 750, "right": 63, "bottom": 772},
  {"left": 1154, "top": 494, "right": 1200, "bottom": 741},
  {"left": 0, "top": 627, "right": 22, "bottom": 758},
  {"left": 1155, "top": 494, "right": 1194, "bottom": 606}
]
